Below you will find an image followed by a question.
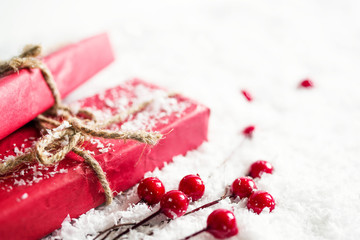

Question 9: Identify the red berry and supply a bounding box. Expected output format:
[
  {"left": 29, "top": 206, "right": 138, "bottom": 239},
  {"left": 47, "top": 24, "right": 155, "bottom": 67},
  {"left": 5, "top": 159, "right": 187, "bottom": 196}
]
[
  {"left": 247, "top": 191, "right": 275, "bottom": 214},
  {"left": 160, "top": 190, "right": 189, "bottom": 219},
  {"left": 248, "top": 160, "right": 273, "bottom": 178},
  {"left": 231, "top": 177, "right": 257, "bottom": 199},
  {"left": 179, "top": 174, "right": 205, "bottom": 201},
  {"left": 206, "top": 209, "right": 238, "bottom": 239},
  {"left": 242, "top": 125, "right": 255, "bottom": 138},
  {"left": 137, "top": 177, "right": 165, "bottom": 205},
  {"left": 299, "top": 79, "right": 314, "bottom": 88},
  {"left": 241, "top": 89, "right": 253, "bottom": 101}
]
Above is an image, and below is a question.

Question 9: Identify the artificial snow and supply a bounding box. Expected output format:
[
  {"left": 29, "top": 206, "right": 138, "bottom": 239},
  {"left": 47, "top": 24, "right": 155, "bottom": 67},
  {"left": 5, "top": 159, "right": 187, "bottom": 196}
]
[
  {"left": 21, "top": 193, "right": 28, "bottom": 200},
  {"left": 1, "top": 0, "right": 360, "bottom": 239}
]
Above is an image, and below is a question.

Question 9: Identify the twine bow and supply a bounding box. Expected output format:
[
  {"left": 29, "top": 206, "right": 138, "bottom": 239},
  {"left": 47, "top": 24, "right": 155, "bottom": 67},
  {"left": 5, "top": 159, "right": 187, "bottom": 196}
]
[{"left": 0, "top": 45, "right": 162, "bottom": 205}]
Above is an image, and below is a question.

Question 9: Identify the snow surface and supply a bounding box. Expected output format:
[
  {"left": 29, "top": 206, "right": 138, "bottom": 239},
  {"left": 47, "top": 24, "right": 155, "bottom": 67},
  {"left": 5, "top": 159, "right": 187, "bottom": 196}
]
[{"left": 1, "top": 0, "right": 360, "bottom": 239}]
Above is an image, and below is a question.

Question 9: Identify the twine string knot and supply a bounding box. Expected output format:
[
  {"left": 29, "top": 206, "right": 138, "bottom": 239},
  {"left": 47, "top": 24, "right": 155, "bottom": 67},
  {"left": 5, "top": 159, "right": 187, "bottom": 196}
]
[{"left": 0, "top": 45, "right": 163, "bottom": 205}]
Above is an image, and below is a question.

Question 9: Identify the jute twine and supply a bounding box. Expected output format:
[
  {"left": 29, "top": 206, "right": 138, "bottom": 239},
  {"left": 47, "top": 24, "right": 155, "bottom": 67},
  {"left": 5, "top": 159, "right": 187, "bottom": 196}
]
[{"left": 0, "top": 45, "right": 162, "bottom": 205}]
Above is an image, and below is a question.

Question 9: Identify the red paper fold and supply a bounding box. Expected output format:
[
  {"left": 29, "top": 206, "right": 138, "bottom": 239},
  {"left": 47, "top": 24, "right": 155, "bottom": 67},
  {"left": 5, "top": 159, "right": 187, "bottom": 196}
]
[
  {"left": 0, "top": 33, "right": 115, "bottom": 140},
  {"left": 0, "top": 79, "right": 210, "bottom": 240}
]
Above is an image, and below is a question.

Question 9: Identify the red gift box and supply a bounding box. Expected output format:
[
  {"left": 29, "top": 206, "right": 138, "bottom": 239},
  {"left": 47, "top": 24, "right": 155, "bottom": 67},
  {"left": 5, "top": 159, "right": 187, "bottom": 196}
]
[
  {"left": 0, "top": 79, "right": 210, "bottom": 240},
  {"left": 0, "top": 33, "right": 115, "bottom": 140}
]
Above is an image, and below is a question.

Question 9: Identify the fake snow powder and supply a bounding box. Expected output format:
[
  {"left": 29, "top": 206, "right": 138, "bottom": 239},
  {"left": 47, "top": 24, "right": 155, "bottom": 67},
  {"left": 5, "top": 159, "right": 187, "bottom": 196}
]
[
  {"left": 121, "top": 85, "right": 189, "bottom": 131},
  {"left": 21, "top": 193, "right": 28, "bottom": 200}
]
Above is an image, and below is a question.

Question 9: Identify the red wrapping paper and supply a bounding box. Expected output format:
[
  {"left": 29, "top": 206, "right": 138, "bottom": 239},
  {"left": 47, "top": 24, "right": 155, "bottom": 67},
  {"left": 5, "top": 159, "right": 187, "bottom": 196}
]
[
  {"left": 0, "top": 33, "right": 115, "bottom": 140},
  {"left": 0, "top": 79, "right": 210, "bottom": 240}
]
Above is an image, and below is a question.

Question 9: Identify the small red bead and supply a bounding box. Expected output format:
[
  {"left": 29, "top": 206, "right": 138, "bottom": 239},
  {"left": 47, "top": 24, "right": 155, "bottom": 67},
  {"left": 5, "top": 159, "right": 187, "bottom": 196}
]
[
  {"left": 206, "top": 209, "right": 238, "bottom": 239},
  {"left": 137, "top": 177, "right": 165, "bottom": 205},
  {"left": 242, "top": 125, "right": 255, "bottom": 138},
  {"left": 179, "top": 174, "right": 205, "bottom": 201},
  {"left": 241, "top": 89, "right": 253, "bottom": 101},
  {"left": 248, "top": 160, "right": 273, "bottom": 178},
  {"left": 299, "top": 79, "right": 314, "bottom": 88},
  {"left": 247, "top": 191, "right": 275, "bottom": 214},
  {"left": 160, "top": 190, "right": 189, "bottom": 219},
  {"left": 231, "top": 177, "right": 257, "bottom": 199}
]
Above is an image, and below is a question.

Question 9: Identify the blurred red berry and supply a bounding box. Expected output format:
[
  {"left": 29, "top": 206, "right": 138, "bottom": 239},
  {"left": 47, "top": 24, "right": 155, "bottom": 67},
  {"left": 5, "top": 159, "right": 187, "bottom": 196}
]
[
  {"left": 248, "top": 160, "right": 273, "bottom": 178},
  {"left": 247, "top": 191, "right": 275, "bottom": 214},
  {"left": 299, "top": 79, "right": 314, "bottom": 88},
  {"left": 242, "top": 125, "right": 255, "bottom": 138},
  {"left": 207, "top": 209, "right": 239, "bottom": 239},
  {"left": 137, "top": 177, "right": 165, "bottom": 205},
  {"left": 160, "top": 190, "right": 189, "bottom": 219},
  {"left": 179, "top": 174, "right": 205, "bottom": 201},
  {"left": 231, "top": 177, "right": 257, "bottom": 199},
  {"left": 241, "top": 89, "right": 253, "bottom": 101}
]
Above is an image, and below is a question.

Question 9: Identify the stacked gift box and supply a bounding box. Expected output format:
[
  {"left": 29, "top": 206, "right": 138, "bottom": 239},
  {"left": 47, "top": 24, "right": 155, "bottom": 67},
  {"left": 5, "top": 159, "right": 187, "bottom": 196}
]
[{"left": 0, "top": 34, "right": 210, "bottom": 239}]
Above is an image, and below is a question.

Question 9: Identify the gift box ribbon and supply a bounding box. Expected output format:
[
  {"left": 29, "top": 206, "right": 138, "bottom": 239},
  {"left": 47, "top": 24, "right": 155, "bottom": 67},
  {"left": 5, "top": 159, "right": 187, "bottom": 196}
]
[{"left": 0, "top": 44, "right": 163, "bottom": 205}]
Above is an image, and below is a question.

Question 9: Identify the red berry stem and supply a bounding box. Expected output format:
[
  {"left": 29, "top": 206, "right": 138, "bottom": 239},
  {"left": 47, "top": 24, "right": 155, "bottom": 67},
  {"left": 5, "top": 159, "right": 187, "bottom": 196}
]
[
  {"left": 208, "top": 139, "right": 246, "bottom": 179},
  {"left": 185, "top": 188, "right": 232, "bottom": 216},
  {"left": 112, "top": 209, "right": 162, "bottom": 240},
  {"left": 184, "top": 175, "right": 259, "bottom": 217},
  {"left": 95, "top": 200, "right": 143, "bottom": 240},
  {"left": 100, "top": 188, "right": 230, "bottom": 238},
  {"left": 99, "top": 190, "right": 189, "bottom": 239},
  {"left": 182, "top": 229, "right": 206, "bottom": 240},
  {"left": 94, "top": 223, "right": 136, "bottom": 240}
]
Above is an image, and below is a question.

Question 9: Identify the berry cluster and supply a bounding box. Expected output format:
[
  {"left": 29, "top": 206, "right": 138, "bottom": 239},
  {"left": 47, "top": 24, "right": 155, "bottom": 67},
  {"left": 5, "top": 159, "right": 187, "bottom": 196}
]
[
  {"left": 95, "top": 160, "right": 275, "bottom": 240},
  {"left": 137, "top": 174, "right": 206, "bottom": 220},
  {"left": 235, "top": 161, "right": 275, "bottom": 214},
  {"left": 96, "top": 174, "right": 205, "bottom": 239},
  {"left": 183, "top": 160, "right": 275, "bottom": 239}
]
